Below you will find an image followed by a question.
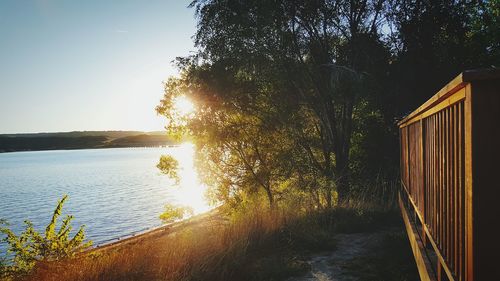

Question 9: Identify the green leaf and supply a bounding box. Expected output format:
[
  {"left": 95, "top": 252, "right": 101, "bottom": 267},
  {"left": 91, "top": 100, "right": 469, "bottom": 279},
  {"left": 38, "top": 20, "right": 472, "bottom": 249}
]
[
  {"left": 157, "top": 155, "right": 180, "bottom": 184},
  {"left": 0, "top": 195, "right": 92, "bottom": 276}
]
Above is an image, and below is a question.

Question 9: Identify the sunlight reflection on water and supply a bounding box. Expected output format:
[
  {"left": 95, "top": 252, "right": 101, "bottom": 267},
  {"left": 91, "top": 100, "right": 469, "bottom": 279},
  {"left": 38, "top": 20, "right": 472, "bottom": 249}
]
[
  {"left": 0, "top": 144, "right": 210, "bottom": 250},
  {"left": 164, "top": 142, "right": 210, "bottom": 214}
]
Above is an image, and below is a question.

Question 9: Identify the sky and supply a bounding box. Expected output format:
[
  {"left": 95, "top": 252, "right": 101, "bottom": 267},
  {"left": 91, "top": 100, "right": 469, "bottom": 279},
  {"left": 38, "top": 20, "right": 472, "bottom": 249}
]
[{"left": 0, "top": 0, "right": 197, "bottom": 134}]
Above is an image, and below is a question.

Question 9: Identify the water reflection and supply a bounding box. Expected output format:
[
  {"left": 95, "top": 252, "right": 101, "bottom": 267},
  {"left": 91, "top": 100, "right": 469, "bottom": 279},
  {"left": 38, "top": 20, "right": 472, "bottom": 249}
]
[
  {"left": 164, "top": 142, "right": 210, "bottom": 214},
  {"left": 0, "top": 145, "right": 210, "bottom": 249}
]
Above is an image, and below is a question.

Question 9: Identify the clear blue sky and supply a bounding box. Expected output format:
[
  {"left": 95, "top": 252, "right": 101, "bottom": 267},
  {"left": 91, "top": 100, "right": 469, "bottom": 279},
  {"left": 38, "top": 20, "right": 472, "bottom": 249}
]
[{"left": 0, "top": 0, "right": 196, "bottom": 134}]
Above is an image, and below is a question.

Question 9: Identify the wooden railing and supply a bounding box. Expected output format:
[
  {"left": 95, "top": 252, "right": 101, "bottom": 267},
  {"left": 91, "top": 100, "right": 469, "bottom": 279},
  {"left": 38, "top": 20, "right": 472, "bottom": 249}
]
[{"left": 398, "top": 69, "right": 500, "bottom": 281}]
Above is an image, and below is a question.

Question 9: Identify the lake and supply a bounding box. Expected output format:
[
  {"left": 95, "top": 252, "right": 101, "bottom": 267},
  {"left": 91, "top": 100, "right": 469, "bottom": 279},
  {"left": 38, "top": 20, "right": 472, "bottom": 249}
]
[{"left": 0, "top": 144, "right": 209, "bottom": 252}]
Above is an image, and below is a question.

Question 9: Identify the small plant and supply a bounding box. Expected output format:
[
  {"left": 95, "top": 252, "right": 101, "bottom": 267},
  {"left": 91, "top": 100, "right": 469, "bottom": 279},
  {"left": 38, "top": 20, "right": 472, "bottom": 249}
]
[
  {"left": 0, "top": 195, "right": 92, "bottom": 276},
  {"left": 159, "top": 203, "right": 194, "bottom": 224}
]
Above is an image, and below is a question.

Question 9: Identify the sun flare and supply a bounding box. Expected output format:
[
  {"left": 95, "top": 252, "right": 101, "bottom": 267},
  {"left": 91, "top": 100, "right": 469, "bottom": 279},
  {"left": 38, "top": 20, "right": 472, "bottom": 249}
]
[{"left": 173, "top": 95, "right": 195, "bottom": 116}]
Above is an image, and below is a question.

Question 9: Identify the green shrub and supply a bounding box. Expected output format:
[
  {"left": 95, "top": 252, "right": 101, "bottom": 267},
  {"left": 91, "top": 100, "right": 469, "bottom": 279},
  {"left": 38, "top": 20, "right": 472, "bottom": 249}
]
[
  {"left": 159, "top": 203, "right": 194, "bottom": 224},
  {"left": 156, "top": 155, "right": 179, "bottom": 184},
  {"left": 0, "top": 195, "right": 92, "bottom": 276}
]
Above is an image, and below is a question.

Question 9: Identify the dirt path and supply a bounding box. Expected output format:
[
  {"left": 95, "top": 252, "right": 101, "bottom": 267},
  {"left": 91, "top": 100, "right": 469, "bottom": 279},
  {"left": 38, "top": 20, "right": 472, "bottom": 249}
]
[{"left": 288, "top": 229, "right": 401, "bottom": 281}]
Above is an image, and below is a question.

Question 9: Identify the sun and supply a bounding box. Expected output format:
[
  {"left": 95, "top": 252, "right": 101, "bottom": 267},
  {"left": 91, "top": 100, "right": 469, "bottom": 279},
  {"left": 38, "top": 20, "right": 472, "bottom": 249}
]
[{"left": 173, "top": 95, "right": 195, "bottom": 116}]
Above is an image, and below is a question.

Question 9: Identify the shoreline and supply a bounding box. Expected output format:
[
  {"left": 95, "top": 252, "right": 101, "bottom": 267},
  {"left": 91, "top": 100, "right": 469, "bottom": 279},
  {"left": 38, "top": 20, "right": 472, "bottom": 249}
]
[
  {"left": 86, "top": 209, "right": 220, "bottom": 254},
  {"left": 0, "top": 145, "right": 180, "bottom": 154}
]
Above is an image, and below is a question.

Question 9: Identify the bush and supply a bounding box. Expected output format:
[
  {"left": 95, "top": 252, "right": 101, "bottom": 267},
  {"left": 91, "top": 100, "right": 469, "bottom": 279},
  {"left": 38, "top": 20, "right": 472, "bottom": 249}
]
[
  {"left": 0, "top": 195, "right": 92, "bottom": 276},
  {"left": 159, "top": 203, "right": 194, "bottom": 224}
]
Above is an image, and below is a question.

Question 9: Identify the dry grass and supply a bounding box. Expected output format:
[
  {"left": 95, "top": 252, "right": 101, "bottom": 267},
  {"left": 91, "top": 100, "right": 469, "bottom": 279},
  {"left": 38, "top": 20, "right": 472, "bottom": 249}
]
[
  {"left": 14, "top": 199, "right": 406, "bottom": 281},
  {"left": 22, "top": 208, "right": 331, "bottom": 281}
]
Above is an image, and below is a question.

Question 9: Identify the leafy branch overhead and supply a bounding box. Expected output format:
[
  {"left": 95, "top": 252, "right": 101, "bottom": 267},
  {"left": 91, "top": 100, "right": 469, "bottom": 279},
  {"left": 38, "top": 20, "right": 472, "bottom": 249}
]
[{"left": 156, "top": 0, "right": 499, "bottom": 211}]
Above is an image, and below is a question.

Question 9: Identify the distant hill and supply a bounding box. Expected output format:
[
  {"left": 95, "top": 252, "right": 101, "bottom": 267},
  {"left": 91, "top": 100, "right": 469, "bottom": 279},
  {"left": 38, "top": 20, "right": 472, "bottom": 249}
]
[
  {"left": 104, "top": 134, "right": 176, "bottom": 148},
  {"left": 0, "top": 131, "right": 177, "bottom": 153},
  {"left": 0, "top": 131, "right": 144, "bottom": 139},
  {"left": 0, "top": 136, "right": 109, "bottom": 153}
]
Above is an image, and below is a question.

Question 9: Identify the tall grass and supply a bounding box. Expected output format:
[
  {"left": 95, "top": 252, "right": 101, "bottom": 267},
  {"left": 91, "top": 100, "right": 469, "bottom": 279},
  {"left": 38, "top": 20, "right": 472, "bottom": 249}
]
[
  {"left": 343, "top": 178, "right": 400, "bottom": 211},
  {"left": 24, "top": 207, "right": 340, "bottom": 281},
  {"left": 19, "top": 185, "right": 404, "bottom": 281}
]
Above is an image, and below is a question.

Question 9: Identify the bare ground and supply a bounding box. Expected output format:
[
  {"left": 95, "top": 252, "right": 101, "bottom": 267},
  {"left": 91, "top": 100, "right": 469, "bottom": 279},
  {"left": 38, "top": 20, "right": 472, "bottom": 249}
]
[{"left": 288, "top": 228, "right": 417, "bottom": 281}]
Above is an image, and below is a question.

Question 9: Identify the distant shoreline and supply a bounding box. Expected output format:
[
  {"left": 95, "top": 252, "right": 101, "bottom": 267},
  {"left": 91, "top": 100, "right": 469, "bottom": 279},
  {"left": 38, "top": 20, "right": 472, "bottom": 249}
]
[
  {"left": 0, "top": 144, "right": 178, "bottom": 154},
  {"left": 0, "top": 130, "right": 181, "bottom": 153}
]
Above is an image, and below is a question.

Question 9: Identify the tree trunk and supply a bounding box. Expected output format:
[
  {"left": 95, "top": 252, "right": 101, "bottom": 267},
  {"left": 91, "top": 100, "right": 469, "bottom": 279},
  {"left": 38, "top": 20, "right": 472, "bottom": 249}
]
[
  {"left": 264, "top": 185, "right": 274, "bottom": 209},
  {"left": 335, "top": 154, "right": 350, "bottom": 204},
  {"left": 325, "top": 188, "right": 332, "bottom": 208}
]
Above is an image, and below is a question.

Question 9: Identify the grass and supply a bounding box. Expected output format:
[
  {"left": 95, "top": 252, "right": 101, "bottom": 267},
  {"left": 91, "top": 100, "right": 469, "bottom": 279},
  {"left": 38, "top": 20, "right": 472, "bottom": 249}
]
[
  {"left": 20, "top": 208, "right": 329, "bottom": 281},
  {"left": 11, "top": 205, "right": 417, "bottom": 281}
]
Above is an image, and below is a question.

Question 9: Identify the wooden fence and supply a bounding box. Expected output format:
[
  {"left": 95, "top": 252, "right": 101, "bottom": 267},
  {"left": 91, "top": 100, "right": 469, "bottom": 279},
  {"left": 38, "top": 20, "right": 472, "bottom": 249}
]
[{"left": 398, "top": 69, "right": 500, "bottom": 281}]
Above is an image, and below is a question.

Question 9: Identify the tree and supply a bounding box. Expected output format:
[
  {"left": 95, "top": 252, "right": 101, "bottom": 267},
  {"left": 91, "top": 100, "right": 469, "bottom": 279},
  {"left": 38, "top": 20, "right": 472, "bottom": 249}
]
[
  {"left": 387, "top": 0, "right": 500, "bottom": 114},
  {"left": 187, "top": 0, "right": 392, "bottom": 203},
  {"left": 158, "top": 68, "right": 297, "bottom": 208},
  {"left": 158, "top": 0, "right": 498, "bottom": 210}
]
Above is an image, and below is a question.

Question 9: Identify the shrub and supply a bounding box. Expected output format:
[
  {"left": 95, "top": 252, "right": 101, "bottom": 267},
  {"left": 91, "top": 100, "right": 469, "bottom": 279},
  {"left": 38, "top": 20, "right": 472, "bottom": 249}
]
[
  {"left": 0, "top": 195, "right": 92, "bottom": 276},
  {"left": 157, "top": 155, "right": 180, "bottom": 184},
  {"left": 159, "top": 203, "right": 194, "bottom": 224}
]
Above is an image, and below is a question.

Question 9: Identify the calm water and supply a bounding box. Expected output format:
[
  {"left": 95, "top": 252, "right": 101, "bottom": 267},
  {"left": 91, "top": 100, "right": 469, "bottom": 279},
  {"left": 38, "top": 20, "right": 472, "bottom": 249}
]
[{"left": 0, "top": 146, "right": 209, "bottom": 252}]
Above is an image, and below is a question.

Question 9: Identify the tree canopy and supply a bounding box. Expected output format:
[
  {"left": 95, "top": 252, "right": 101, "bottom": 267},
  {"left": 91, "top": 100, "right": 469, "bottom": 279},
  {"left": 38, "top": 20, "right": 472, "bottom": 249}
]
[{"left": 157, "top": 0, "right": 499, "bottom": 210}]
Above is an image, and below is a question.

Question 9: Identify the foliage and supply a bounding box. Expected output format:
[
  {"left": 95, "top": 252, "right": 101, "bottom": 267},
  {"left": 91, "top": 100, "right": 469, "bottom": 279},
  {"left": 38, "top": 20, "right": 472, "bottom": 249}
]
[
  {"left": 155, "top": 0, "right": 499, "bottom": 212},
  {"left": 387, "top": 0, "right": 500, "bottom": 113},
  {"left": 470, "top": 0, "right": 500, "bottom": 65},
  {"left": 157, "top": 0, "right": 397, "bottom": 210},
  {"left": 159, "top": 203, "right": 194, "bottom": 224},
  {"left": 6, "top": 1, "right": 497, "bottom": 279},
  {"left": 157, "top": 155, "right": 180, "bottom": 185},
  {"left": 21, "top": 204, "right": 417, "bottom": 281},
  {"left": 0, "top": 195, "right": 92, "bottom": 276}
]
